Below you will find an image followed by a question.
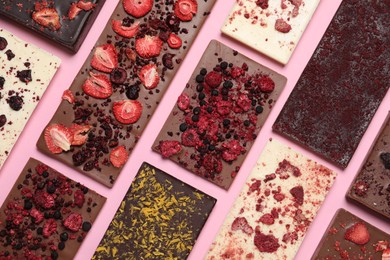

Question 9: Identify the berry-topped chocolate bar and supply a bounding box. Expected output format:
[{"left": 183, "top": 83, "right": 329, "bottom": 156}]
[
  {"left": 0, "top": 0, "right": 105, "bottom": 52},
  {"left": 36, "top": 0, "right": 216, "bottom": 187},
  {"left": 0, "top": 158, "right": 106, "bottom": 259},
  {"left": 153, "top": 40, "right": 286, "bottom": 190},
  {"left": 273, "top": 0, "right": 390, "bottom": 168}
]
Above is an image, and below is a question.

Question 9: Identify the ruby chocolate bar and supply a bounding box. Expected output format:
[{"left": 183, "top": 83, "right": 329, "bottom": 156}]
[
  {"left": 206, "top": 139, "right": 336, "bottom": 259},
  {"left": 37, "top": 0, "right": 216, "bottom": 187},
  {"left": 0, "top": 0, "right": 105, "bottom": 52},
  {"left": 93, "top": 162, "right": 216, "bottom": 259},
  {"left": 0, "top": 158, "right": 106, "bottom": 259},
  {"left": 153, "top": 40, "right": 286, "bottom": 190},
  {"left": 347, "top": 114, "right": 390, "bottom": 220},
  {"left": 0, "top": 28, "right": 60, "bottom": 171},
  {"left": 311, "top": 209, "right": 390, "bottom": 259},
  {"left": 273, "top": 1, "right": 390, "bottom": 167}
]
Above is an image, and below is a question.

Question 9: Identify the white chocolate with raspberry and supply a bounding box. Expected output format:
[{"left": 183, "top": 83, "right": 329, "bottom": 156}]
[
  {"left": 221, "top": 0, "right": 320, "bottom": 64},
  {"left": 206, "top": 139, "right": 336, "bottom": 259},
  {"left": 0, "top": 28, "right": 60, "bottom": 170}
]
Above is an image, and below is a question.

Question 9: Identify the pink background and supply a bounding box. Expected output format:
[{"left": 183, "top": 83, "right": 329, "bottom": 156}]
[{"left": 1, "top": 0, "right": 389, "bottom": 259}]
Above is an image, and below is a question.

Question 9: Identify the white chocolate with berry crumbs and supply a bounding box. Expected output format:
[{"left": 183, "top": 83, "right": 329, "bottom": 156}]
[
  {"left": 0, "top": 29, "right": 60, "bottom": 170},
  {"left": 221, "top": 0, "right": 320, "bottom": 64},
  {"left": 206, "top": 139, "right": 336, "bottom": 260}
]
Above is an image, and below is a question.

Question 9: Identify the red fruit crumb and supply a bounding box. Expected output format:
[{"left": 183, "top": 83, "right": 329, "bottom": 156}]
[
  {"left": 203, "top": 154, "right": 222, "bottom": 174},
  {"left": 275, "top": 18, "right": 292, "bottom": 33},
  {"left": 231, "top": 217, "right": 253, "bottom": 235},
  {"left": 62, "top": 89, "right": 75, "bottom": 104},
  {"left": 259, "top": 213, "right": 275, "bottom": 225},
  {"left": 30, "top": 208, "right": 44, "bottom": 224},
  {"left": 353, "top": 181, "right": 369, "bottom": 197},
  {"left": 236, "top": 93, "right": 251, "bottom": 111},
  {"left": 276, "top": 159, "right": 301, "bottom": 177},
  {"left": 32, "top": 8, "right": 61, "bottom": 31},
  {"left": 254, "top": 231, "right": 280, "bottom": 253},
  {"left": 344, "top": 222, "right": 370, "bottom": 245},
  {"left": 123, "top": 0, "right": 153, "bottom": 18},
  {"left": 43, "top": 219, "right": 57, "bottom": 238},
  {"left": 181, "top": 129, "right": 201, "bottom": 147},
  {"left": 382, "top": 249, "right": 390, "bottom": 259},
  {"left": 174, "top": 0, "right": 198, "bottom": 21},
  {"left": 264, "top": 173, "right": 276, "bottom": 182},
  {"left": 256, "top": 0, "right": 269, "bottom": 9},
  {"left": 290, "top": 186, "right": 304, "bottom": 205},
  {"left": 230, "top": 66, "right": 244, "bottom": 78},
  {"left": 374, "top": 240, "right": 389, "bottom": 252},
  {"left": 222, "top": 139, "right": 245, "bottom": 162},
  {"left": 63, "top": 212, "right": 83, "bottom": 232},
  {"left": 255, "top": 75, "right": 275, "bottom": 93},
  {"left": 216, "top": 100, "right": 233, "bottom": 115},
  {"left": 74, "top": 190, "right": 85, "bottom": 208},
  {"left": 273, "top": 193, "right": 285, "bottom": 202},
  {"left": 77, "top": 0, "right": 96, "bottom": 11},
  {"left": 248, "top": 179, "right": 261, "bottom": 195},
  {"left": 205, "top": 71, "right": 222, "bottom": 88},
  {"left": 177, "top": 93, "right": 190, "bottom": 111},
  {"left": 34, "top": 191, "right": 55, "bottom": 209},
  {"left": 35, "top": 164, "right": 49, "bottom": 175},
  {"left": 158, "top": 140, "right": 182, "bottom": 158}
]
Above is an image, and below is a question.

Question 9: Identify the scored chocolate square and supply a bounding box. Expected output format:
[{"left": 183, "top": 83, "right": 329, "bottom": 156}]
[
  {"left": 273, "top": 0, "right": 390, "bottom": 168},
  {"left": 37, "top": 0, "right": 217, "bottom": 187},
  {"left": 93, "top": 162, "right": 216, "bottom": 259},
  {"left": 0, "top": 158, "right": 106, "bottom": 259},
  {"left": 347, "top": 113, "right": 390, "bottom": 220},
  {"left": 153, "top": 40, "right": 286, "bottom": 190},
  {"left": 0, "top": 0, "right": 105, "bottom": 52}
]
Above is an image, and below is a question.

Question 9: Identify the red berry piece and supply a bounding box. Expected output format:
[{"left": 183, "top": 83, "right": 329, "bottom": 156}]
[
  {"left": 231, "top": 217, "right": 253, "bottom": 235},
  {"left": 181, "top": 129, "right": 201, "bottom": 147},
  {"left": 344, "top": 222, "right": 370, "bottom": 245},
  {"left": 289, "top": 186, "right": 304, "bottom": 205},
  {"left": 123, "top": 0, "right": 153, "bottom": 18},
  {"left": 77, "top": 0, "right": 96, "bottom": 11},
  {"left": 112, "top": 20, "right": 140, "bottom": 38},
  {"left": 113, "top": 100, "right": 143, "bottom": 124},
  {"left": 382, "top": 249, "right": 390, "bottom": 260},
  {"left": 205, "top": 71, "right": 222, "bottom": 88},
  {"left": 203, "top": 154, "right": 222, "bottom": 174},
  {"left": 70, "top": 123, "right": 92, "bottom": 146},
  {"left": 168, "top": 33, "right": 182, "bottom": 49},
  {"left": 63, "top": 212, "right": 83, "bottom": 232},
  {"left": 68, "top": 3, "right": 82, "bottom": 20},
  {"left": 275, "top": 18, "right": 292, "bottom": 33},
  {"left": 73, "top": 190, "right": 85, "bottom": 208},
  {"left": 135, "top": 35, "right": 163, "bottom": 59},
  {"left": 222, "top": 140, "right": 245, "bottom": 162},
  {"left": 82, "top": 72, "right": 113, "bottom": 99},
  {"left": 174, "top": 0, "right": 198, "bottom": 21},
  {"left": 254, "top": 231, "right": 280, "bottom": 253},
  {"left": 157, "top": 140, "right": 182, "bottom": 158},
  {"left": 353, "top": 180, "right": 369, "bottom": 197},
  {"left": 44, "top": 124, "right": 74, "bottom": 154},
  {"left": 109, "top": 146, "right": 129, "bottom": 168},
  {"left": 256, "top": 0, "right": 269, "bottom": 9},
  {"left": 34, "top": 190, "right": 55, "bottom": 209},
  {"left": 138, "top": 64, "right": 159, "bottom": 89},
  {"left": 91, "top": 44, "right": 118, "bottom": 73},
  {"left": 30, "top": 208, "right": 44, "bottom": 224},
  {"left": 259, "top": 213, "right": 275, "bottom": 225},
  {"left": 236, "top": 93, "right": 251, "bottom": 112},
  {"left": 255, "top": 75, "right": 275, "bottom": 93},
  {"left": 43, "top": 219, "right": 57, "bottom": 238},
  {"left": 32, "top": 8, "right": 61, "bottom": 31},
  {"left": 62, "top": 89, "right": 75, "bottom": 104},
  {"left": 177, "top": 93, "right": 190, "bottom": 111}
]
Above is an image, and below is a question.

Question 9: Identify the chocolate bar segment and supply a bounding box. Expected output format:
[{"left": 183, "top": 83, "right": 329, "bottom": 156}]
[
  {"left": 206, "top": 139, "right": 336, "bottom": 259},
  {"left": 346, "top": 114, "right": 390, "bottom": 220},
  {"left": 0, "top": 0, "right": 105, "bottom": 52},
  {"left": 36, "top": 0, "right": 217, "bottom": 187},
  {"left": 311, "top": 208, "right": 390, "bottom": 259},
  {"left": 152, "top": 40, "right": 286, "bottom": 190},
  {"left": 0, "top": 158, "right": 106, "bottom": 259},
  {"left": 273, "top": 1, "right": 390, "bottom": 167},
  {"left": 93, "top": 162, "right": 216, "bottom": 259}
]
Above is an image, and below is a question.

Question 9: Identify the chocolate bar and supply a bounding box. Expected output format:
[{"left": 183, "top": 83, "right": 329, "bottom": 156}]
[
  {"left": 0, "top": 158, "right": 106, "bottom": 259},
  {"left": 0, "top": 0, "right": 105, "bottom": 52},
  {"left": 93, "top": 162, "right": 216, "bottom": 259},
  {"left": 207, "top": 139, "right": 336, "bottom": 259},
  {"left": 0, "top": 28, "right": 60, "bottom": 170},
  {"left": 273, "top": 0, "right": 390, "bottom": 167},
  {"left": 36, "top": 0, "right": 217, "bottom": 187},
  {"left": 153, "top": 40, "right": 286, "bottom": 190},
  {"left": 311, "top": 208, "right": 390, "bottom": 259}
]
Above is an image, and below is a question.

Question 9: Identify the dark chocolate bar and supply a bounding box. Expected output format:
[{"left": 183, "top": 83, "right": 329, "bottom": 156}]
[
  {"left": 0, "top": 158, "right": 106, "bottom": 259},
  {"left": 36, "top": 0, "right": 217, "bottom": 187},
  {"left": 273, "top": 0, "right": 390, "bottom": 168},
  {"left": 0, "top": 0, "right": 105, "bottom": 52},
  {"left": 153, "top": 40, "right": 286, "bottom": 190},
  {"left": 92, "top": 162, "right": 216, "bottom": 259}
]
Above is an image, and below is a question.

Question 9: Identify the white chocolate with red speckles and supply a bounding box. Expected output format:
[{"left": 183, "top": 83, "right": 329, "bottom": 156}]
[
  {"left": 221, "top": 0, "right": 320, "bottom": 64},
  {"left": 0, "top": 28, "right": 60, "bottom": 170},
  {"left": 206, "top": 139, "right": 336, "bottom": 260}
]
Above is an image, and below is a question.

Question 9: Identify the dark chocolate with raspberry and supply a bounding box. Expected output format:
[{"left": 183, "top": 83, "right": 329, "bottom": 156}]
[
  {"left": 153, "top": 40, "right": 286, "bottom": 190},
  {"left": 0, "top": 158, "right": 106, "bottom": 259},
  {"left": 273, "top": 0, "right": 390, "bottom": 168},
  {"left": 311, "top": 209, "right": 390, "bottom": 259},
  {"left": 346, "top": 114, "right": 390, "bottom": 220},
  {"left": 0, "top": 0, "right": 105, "bottom": 52},
  {"left": 36, "top": 0, "right": 216, "bottom": 188}
]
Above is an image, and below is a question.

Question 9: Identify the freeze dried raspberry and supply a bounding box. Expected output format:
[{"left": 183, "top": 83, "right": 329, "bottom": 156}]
[
  {"left": 222, "top": 140, "right": 245, "bottom": 162},
  {"left": 74, "top": 190, "right": 85, "bottom": 208},
  {"left": 157, "top": 140, "right": 182, "bottom": 158},
  {"left": 205, "top": 71, "right": 222, "bottom": 88},
  {"left": 34, "top": 190, "right": 55, "bottom": 209},
  {"left": 236, "top": 93, "right": 251, "bottom": 112},
  {"left": 30, "top": 208, "right": 44, "bottom": 224},
  {"left": 43, "top": 219, "right": 57, "bottom": 238},
  {"left": 231, "top": 217, "right": 253, "bottom": 235},
  {"left": 35, "top": 164, "right": 49, "bottom": 175},
  {"left": 290, "top": 186, "right": 304, "bottom": 205},
  {"left": 181, "top": 129, "right": 201, "bottom": 147},
  {"left": 259, "top": 213, "right": 275, "bottom": 225},
  {"left": 264, "top": 173, "right": 276, "bottom": 182},
  {"left": 230, "top": 66, "right": 244, "bottom": 78},
  {"left": 248, "top": 179, "right": 261, "bottom": 195},
  {"left": 353, "top": 181, "right": 369, "bottom": 197},
  {"left": 203, "top": 154, "right": 222, "bottom": 174},
  {"left": 63, "top": 212, "right": 83, "bottom": 232},
  {"left": 177, "top": 93, "right": 190, "bottom": 111},
  {"left": 254, "top": 232, "right": 280, "bottom": 253},
  {"left": 216, "top": 100, "right": 232, "bottom": 115},
  {"left": 256, "top": 0, "right": 269, "bottom": 9},
  {"left": 276, "top": 159, "right": 301, "bottom": 177},
  {"left": 255, "top": 75, "right": 275, "bottom": 93},
  {"left": 275, "top": 18, "right": 292, "bottom": 33}
]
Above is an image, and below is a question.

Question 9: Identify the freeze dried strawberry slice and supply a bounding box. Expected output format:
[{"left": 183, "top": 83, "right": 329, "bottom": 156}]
[
  {"left": 62, "top": 89, "right": 75, "bottom": 104},
  {"left": 157, "top": 140, "right": 182, "bottom": 158},
  {"left": 138, "top": 64, "right": 159, "bottom": 89},
  {"left": 113, "top": 100, "right": 143, "bottom": 124},
  {"left": 68, "top": 3, "right": 82, "bottom": 20},
  {"left": 34, "top": 1, "right": 48, "bottom": 11},
  {"left": 110, "top": 146, "right": 129, "bottom": 168},
  {"left": 123, "top": 0, "right": 153, "bottom": 18},
  {"left": 82, "top": 72, "right": 113, "bottom": 99},
  {"left": 70, "top": 123, "right": 92, "bottom": 146},
  {"left": 168, "top": 33, "right": 182, "bottom": 49},
  {"left": 344, "top": 222, "right": 370, "bottom": 245},
  {"left": 112, "top": 20, "right": 140, "bottom": 38},
  {"left": 91, "top": 44, "right": 118, "bottom": 73},
  {"left": 174, "top": 0, "right": 198, "bottom": 21},
  {"left": 44, "top": 124, "right": 74, "bottom": 154},
  {"left": 77, "top": 0, "right": 96, "bottom": 11},
  {"left": 63, "top": 212, "right": 83, "bottom": 232},
  {"left": 135, "top": 35, "right": 163, "bottom": 59},
  {"left": 32, "top": 8, "right": 61, "bottom": 31},
  {"left": 383, "top": 249, "right": 390, "bottom": 260}
]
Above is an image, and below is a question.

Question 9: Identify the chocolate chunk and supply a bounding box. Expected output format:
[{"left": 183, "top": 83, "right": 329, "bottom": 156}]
[
  {"left": 8, "top": 96, "right": 23, "bottom": 111},
  {"left": 0, "top": 36, "right": 7, "bottom": 50},
  {"left": 16, "top": 70, "right": 32, "bottom": 83},
  {"left": 0, "top": 114, "right": 6, "bottom": 127},
  {"left": 5, "top": 49, "right": 14, "bottom": 60}
]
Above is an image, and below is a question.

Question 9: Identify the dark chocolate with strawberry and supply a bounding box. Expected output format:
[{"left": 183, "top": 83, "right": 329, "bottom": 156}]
[
  {"left": 0, "top": 0, "right": 105, "bottom": 52},
  {"left": 311, "top": 209, "right": 390, "bottom": 259},
  {"left": 0, "top": 158, "right": 106, "bottom": 259},
  {"left": 152, "top": 40, "right": 286, "bottom": 190},
  {"left": 36, "top": 0, "right": 216, "bottom": 187}
]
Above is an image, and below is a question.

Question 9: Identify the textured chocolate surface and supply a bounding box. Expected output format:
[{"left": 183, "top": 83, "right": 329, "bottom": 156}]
[
  {"left": 0, "top": 158, "right": 106, "bottom": 259},
  {"left": 273, "top": 0, "right": 390, "bottom": 168},
  {"left": 0, "top": 0, "right": 105, "bottom": 52},
  {"left": 311, "top": 208, "right": 390, "bottom": 259},
  {"left": 347, "top": 114, "right": 390, "bottom": 220},
  {"left": 93, "top": 162, "right": 216, "bottom": 259},
  {"left": 153, "top": 40, "right": 286, "bottom": 190},
  {"left": 36, "top": 0, "right": 216, "bottom": 188}
]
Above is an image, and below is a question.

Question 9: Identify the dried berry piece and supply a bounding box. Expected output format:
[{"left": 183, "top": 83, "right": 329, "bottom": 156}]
[
  {"left": 32, "top": 8, "right": 61, "bottom": 31},
  {"left": 205, "top": 71, "right": 222, "bottom": 88},
  {"left": 109, "top": 146, "right": 129, "bottom": 168},
  {"left": 16, "top": 70, "right": 32, "bottom": 83},
  {"left": 68, "top": 3, "right": 82, "bottom": 20},
  {"left": 125, "top": 84, "right": 140, "bottom": 100},
  {"left": 254, "top": 232, "right": 280, "bottom": 253},
  {"left": 353, "top": 181, "right": 369, "bottom": 197},
  {"left": 70, "top": 124, "right": 92, "bottom": 146},
  {"left": 91, "top": 44, "right": 118, "bottom": 73},
  {"left": 168, "top": 33, "right": 182, "bottom": 49},
  {"left": 157, "top": 140, "right": 182, "bottom": 158},
  {"left": 275, "top": 18, "right": 292, "bottom": 33},
  {"left": 110, "top": 68, "right": 127, "bottom": 84},
  {"left": 77, "top": 0, "right": 96, "bottom": 11},
  {"left": 135, "top": 35, "right": 163, "bottom": 58},
  {"left": 174, "top": 0, "right": 198, "bottom": 21},
  {"left": 177, "top": 93, "right": 190, "bottom": 111},
  {"left": 231, "top": 217, "right": 253, "bottom": 235},
  {"left": 113, "top": 100, "right": 143, "bottom": 124},
  {"left": 82, "top": 72, "right": 113, "bottom": 99},
  {"left": 44, "top": 124, "right": 74, "bottom": 154},
  {"left": 62, "top": 89, "right": 75, "bottom": 104},
  {"left": 63, "top": 213, "right": 83, "bottom": 232},
  {"left": 123, "top": 0, "right": 153, "bottom": 18},
  {"left": 111, "top": 20, "right": 140, "bottom": 38},
  {"left": 138, "top": 64, "right": 159, "bottom": 89},
  {"left": 8, "top": 95, "right": 24, "bottom": 111},
  {"left": 256, "top": 0, "right": 269, "bottom": 9},
  {"left": 344, "top": 222, "right": 370, "bottom": 245},
  {"left": 0, "top": 37, "right": 7, "bottom": 50},
  {"left": 290, "top": 186, "right": 304, "bottom": 205}
]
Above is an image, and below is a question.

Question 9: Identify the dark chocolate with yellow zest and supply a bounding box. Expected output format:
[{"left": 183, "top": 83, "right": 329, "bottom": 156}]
[{"left": 93, "top": 162, "right": 216, "bottom": 259}]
